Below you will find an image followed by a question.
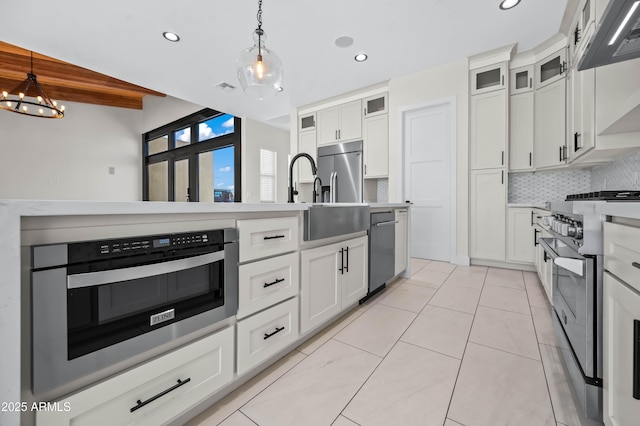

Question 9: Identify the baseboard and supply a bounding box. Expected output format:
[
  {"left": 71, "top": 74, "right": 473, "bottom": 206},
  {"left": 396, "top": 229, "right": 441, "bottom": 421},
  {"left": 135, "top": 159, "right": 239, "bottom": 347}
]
[{"left": 470, "top": 258, "right": 536, "bottom": 271}]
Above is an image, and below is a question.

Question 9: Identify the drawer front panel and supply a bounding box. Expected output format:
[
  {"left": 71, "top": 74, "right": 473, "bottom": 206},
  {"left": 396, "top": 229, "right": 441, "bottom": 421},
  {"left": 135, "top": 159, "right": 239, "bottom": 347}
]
[
  {"left": 238, "top": 252, "right": 300, "bottom": 319},
  {"left": 237, "top": 297, "right": 299, "bottom": 375},
  {"left": 605, "top": 222, "right": 640, "bottom": 293},
  {"left": 37, "top": 328, "right": 234, "bottom": 426},
  {"left": 238, "top": 217, "right": 299, "bottom": 262}
]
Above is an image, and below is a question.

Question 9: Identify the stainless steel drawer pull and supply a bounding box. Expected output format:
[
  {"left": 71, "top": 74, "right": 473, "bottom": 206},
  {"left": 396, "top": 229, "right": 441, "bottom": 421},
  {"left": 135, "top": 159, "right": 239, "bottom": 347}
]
[
  {"left": 264, "top": 326, "right": 285, "bottom": 340},
  {"left": 263, "top": 234, "right": 285, "bottom": 240},
  {"left": 632, "top": 262, "right": 640, "bottom": 270},
  {"left": 264, "top": 278, "right": 285, "bottom": 288},
  {"left": 130, "top": 378, "right": 191, "bottom": 412},
  {"left": 634, "top": 320, "right": 640, "bottom": 400}
]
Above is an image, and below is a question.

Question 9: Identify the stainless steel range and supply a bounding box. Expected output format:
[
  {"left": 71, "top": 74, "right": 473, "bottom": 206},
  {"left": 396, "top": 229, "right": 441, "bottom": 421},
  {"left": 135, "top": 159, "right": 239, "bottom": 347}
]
[{"left": 540, "top": 193, "right": 609, "bottom": 422}]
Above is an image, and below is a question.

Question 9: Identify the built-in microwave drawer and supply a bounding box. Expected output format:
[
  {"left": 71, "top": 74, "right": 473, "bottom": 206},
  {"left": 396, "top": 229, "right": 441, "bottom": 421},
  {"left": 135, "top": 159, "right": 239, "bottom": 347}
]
[
  {"left": 237, "top": 217, "right": 299, "bottom": 262},
  {"left": 236, "top": 297, "right": 299, "bottom": 375},
  {"left": 604, "top": 222, "right": 640, "bottom": 293},
  {"left": 37, "top": 327, "right": 234, "bottom": 426},
  {"left": 237, "top": 252, "right": 300, "bottom": 319}
]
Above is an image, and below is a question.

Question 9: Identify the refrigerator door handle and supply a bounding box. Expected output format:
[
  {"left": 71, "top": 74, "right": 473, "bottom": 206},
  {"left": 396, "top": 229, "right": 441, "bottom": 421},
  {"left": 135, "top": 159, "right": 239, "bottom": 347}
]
[{"left": 330, "top": 172, "right": 337, "bottom": 203}]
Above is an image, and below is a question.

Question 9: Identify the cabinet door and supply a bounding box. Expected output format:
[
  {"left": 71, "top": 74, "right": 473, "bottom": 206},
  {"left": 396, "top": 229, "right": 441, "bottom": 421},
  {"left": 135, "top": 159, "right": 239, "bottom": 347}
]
[
  {"left": 534, "top": 78, "right": 566, "bottom": 169},
  {"left": 470, "top": 169, "right": 506, "bottom": 261},
  {"left": 363, "top": 93, "right": 388, "bottom": 118},
  {"left": 363, "top": 113, "right": 389, "bottom": 178},
  {"left": 394, "top": 210, "right": 408, "bottom": 276},
  {"left": 338, "top": 100, "right": 362, "bottom": 141},
  {"left": 569, "top": 66, "right": 595, "bottom": 162},
  {"left": 509, "top": 92, "right": 534, "bottom": 171},
  {"left": 470, "top": 90, "right": 507, "bottom": 169},
  {"left": 298, "top": 130, "right": 317, "bottom": 183},
  {"left": 510, "top": 65, "right": 534, "bottom": 94},
  {"left": 507, "top": 208, "right": 534, "bottom": 263},
  {"left": 300, "top": 243, "right": 341, "bottom": 334},
  {"left": 341, "top": 236, "right": 368, "bottom": 307},
  {"left": 299, "top": 113, "right": 316, "bottom": 132},
  {"left": 603, "top": 273, "right": 640, "bottom": 426},
  {"left": 536, "top": 48, "right": 568, "bottom": 89},
  {"left": 317, "top": 107, "right": 340, "bottom": 146},
  {"left": 470, "top": 63, "right": 507, "bottom": 95}
]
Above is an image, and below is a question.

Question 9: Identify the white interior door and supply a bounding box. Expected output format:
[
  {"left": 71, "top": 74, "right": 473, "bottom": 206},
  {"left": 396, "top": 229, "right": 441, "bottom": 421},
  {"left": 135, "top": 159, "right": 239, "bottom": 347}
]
[{"left": 403, "top": 101, "right": 453, "bottom": 261}]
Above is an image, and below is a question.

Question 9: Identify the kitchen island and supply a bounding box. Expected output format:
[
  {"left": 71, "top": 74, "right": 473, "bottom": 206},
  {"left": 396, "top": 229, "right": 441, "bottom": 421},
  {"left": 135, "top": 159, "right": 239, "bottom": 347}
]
[{"left": 0, "top": 200, "right": 408, "bottom": 426}]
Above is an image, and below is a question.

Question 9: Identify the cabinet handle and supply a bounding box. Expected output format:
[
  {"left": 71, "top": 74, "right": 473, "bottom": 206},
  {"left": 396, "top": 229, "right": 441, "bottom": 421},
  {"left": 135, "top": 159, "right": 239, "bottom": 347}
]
[
  {"left": 338, "top": 129, "right": 341, "bottom": 140},
  {"left": 559, "top": 146, "right": 563, "bottom": 162},
  {"left": 501, "top": 170, "right": 504, "bottom": 185},
  {"left": 130, "top": 378, "right": 191, "bottom": 412},
  {"left": 632, "top": 262, "right": 640, "bottom": 270},
  {"left": 563, "top": 146, "right": 567, "bottom": 160},
  {"left": 544, "top": 251, "right": 548, "bottom": 262},
  {"left": 534, "top": 228, "right": 539, "bottom": 246},
  {"left": 345, "top": 246, "right": 349, "bottom": 273},
  {"left": 364, "top": 107, "right": 367, "bottom": 116},
  {"left": 501, "top": 151, "right": 504, "bottom": 165},
  {"left": 529, "top": 152, "right": 532, "bottom": 166},
  {"left": 574, "top": 26, "right": 581, "bottom": 45},
  {"left": 263, "top": 234, "right": 285, "bottom": 240},
  {"left": 264, "top": 326, "right": 285, "bottom": 340},
  {"left": 574, "top": 132, "right": 582, "bottom": 152},
  {"left": 634, "top": 320, "right": 640, "bottom": 400},
  {"left": 529, "top": 77, "right": 532, "bottom": 89},
  {"left": 531, "top": 210, "right": 535, "bottom": 226},
  {"left": 264, "top": 278, "right": 285, "bottom": 288},
  {"left": 501, "top": 75, "right": 504, "bottom": 86},
  {"left": 339, "top": 248, "right": 344, "bottom": 274},
  {"left": 365, "top": 164, "right": 367, "bottom": 175},
  {"left": 560, "top": 61, "right": 567, "bottom": 74}
]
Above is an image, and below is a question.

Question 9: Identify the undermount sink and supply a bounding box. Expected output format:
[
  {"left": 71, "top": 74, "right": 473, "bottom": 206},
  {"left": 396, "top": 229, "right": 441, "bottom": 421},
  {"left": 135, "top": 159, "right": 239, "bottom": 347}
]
[{"left": 303, "top": 204, "right": 370, "bottom": 241}]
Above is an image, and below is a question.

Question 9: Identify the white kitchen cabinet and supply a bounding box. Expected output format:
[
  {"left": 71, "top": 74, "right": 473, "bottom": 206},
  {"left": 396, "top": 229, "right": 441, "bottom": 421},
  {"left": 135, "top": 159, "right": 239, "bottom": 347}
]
[
  {"left": 510, "top": 65, "right": 534, "bottom": 94},
  {"left": 534, "top": 77, "right": 566, "bottom": 169},
  {"left": 535, "top": 48, "right": 567, "bottom": 90},
  {"left": 37, "top": 327, "right": 234, "bottom": 426},
  {"left": 470, "top": 169, "right": 506, "bottom": 261},
  {"left": 534, "top": 226, "right": 553, "bottom": 303},
  {"left": 507, "top": 207, "right": 534, "bottom": 264},
  {"left": 570, "top": 0, "right": 606, "bottom": 63},
  {"left": 236, "top": 297, "right": 299, "bottom": 375},
  {"left": 317, "top": 100, "right": 362, "bottom": 146},
  {"left": 298, "top": 130, "right": 317, "bottom": 183},
  {"left": 394, "top": 209, "right": 408, "bottom": 276},
  {"left": 237, "top": 217, "right": 299, "bottom": 263},
  {"left": 470, "top": 62, "right": 507, "bottom": 95},
  {"left": 509, "top": 91, "right": 534, "bottom": 171},
  {"left": 470, "top": 89, "right": 507, "bottom": 170},
  {"left": 363, "top": 92, "right": 388, "bottom": 118},
  {"left": 603, "top": 273, "right": 640, "bottom": 426},
  {"left": 300, "top": 236, "right": 368, "bottom": 334},
  {"left": 237, "top": 252, "right": 299, "bottom": 319},
  {"left": 568, "top": 65, "right": 595, "bottom": 162},
  {"left": 299, "top": 112, "right": 316, "bottom": 133},
  {"left": 363, "top": 113, "right": 388, "bottom": 178}
]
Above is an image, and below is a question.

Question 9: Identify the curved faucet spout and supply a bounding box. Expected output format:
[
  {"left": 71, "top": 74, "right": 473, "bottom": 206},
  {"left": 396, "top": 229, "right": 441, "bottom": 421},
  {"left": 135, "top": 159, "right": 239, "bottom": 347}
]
[{"left": 288, "top": 153, "right": 317, "bottom": 203}]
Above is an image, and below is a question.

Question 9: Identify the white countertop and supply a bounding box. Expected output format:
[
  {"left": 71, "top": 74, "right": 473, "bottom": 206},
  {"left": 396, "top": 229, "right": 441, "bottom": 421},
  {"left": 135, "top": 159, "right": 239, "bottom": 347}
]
[{"left": 507, "top": 202, "right": 548, "bottom": 209}]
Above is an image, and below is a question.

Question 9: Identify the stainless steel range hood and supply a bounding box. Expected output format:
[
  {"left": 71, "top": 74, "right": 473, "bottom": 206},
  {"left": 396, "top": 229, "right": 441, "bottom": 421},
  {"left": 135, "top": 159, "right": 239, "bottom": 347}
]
[{"left": 579, "top": 0, "right": 640, "bottom": 70}]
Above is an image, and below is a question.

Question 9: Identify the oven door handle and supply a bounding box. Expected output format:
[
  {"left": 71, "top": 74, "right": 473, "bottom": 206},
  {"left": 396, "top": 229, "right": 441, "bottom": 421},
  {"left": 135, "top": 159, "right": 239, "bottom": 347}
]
[
  {"left": 67, "top": 251, "right": 225, "bottom": 289},
  {"left": 553, "top": 257, "right": 584, "bottom": 277}
]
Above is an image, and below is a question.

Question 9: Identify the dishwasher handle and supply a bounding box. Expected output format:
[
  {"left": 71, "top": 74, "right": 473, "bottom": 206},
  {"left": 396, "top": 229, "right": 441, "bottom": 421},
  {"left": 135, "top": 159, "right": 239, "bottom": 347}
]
[{"left": 373, "top": 220, "right": 398, "bottom": 227}]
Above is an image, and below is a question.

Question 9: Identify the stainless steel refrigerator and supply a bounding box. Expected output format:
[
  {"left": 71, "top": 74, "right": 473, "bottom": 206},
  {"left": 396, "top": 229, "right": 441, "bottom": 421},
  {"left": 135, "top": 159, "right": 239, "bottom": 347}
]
[{"left": 317, "top": 140, "right": 363, "bottom": 203}]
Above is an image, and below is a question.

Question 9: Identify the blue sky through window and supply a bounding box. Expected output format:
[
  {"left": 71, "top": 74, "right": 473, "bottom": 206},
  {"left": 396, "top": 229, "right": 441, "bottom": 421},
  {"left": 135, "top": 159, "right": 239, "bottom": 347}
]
[
  {"left": 199, "top": 114, "right": 234, "bottom": 142},
  {"left": 213, "top": 145, "right": 234, "bottom": 201}
]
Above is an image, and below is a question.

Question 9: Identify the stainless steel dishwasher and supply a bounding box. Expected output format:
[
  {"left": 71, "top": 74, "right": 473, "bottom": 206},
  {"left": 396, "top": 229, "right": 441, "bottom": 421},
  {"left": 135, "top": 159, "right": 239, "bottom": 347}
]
[{"left": 363, "top": 211, "right": 396, "bottom": 302}]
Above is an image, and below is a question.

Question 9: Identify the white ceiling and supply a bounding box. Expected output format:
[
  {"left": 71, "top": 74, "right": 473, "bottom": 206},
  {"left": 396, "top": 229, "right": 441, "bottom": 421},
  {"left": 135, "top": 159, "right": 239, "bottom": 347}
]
[{"left": 1, "top": 0, "right": 568, "bottom": 128}]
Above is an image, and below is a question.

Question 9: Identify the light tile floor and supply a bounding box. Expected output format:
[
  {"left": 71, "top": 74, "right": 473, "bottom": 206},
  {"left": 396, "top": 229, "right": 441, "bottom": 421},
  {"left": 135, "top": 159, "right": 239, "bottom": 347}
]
[{"left": 188, "top": 259, "right": 603, "bottom": 426}]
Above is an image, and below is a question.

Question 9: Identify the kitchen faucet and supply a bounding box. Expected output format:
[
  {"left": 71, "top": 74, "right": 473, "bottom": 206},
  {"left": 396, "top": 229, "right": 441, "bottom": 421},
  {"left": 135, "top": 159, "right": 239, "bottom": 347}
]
[
  {"left": 313, "top": 175, "right": 322, "bottom": 203},
  {"left": 288, "top": 153, "right": 317, "bottom": 203}
]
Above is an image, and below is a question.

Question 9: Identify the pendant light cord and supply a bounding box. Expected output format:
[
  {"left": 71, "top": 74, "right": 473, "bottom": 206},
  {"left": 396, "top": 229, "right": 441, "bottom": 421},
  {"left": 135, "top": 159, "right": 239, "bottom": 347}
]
[{"left": 256, "top": 0, "right": 263, "bottom": 58}]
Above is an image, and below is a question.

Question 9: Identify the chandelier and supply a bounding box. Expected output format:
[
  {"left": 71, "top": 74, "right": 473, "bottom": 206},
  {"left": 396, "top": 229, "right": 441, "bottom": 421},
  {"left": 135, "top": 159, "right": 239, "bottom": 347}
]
[
  {"left": 0, "top": 52, "right": 65, "bottom": 118},
  {"left": 236, "top": 0, "right": 283, "bottom": 99}
]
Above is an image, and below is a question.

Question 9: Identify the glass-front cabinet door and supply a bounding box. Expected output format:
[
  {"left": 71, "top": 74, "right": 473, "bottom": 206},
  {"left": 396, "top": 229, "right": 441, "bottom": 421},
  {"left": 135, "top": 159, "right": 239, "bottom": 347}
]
[
  {"left": 510, "top": 65, "right": 534, "bottom": 94},
  {"left": 470, "top": 62, "right": 507, "bottom": 95},
  {"left": 536, "top": 48, "right": 567, "bottom": 89}
]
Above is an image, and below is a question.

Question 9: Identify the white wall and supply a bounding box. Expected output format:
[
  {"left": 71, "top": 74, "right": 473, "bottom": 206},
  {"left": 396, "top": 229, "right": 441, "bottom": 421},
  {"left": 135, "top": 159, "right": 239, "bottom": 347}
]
[
  {"left": 388, "top": 58, "right": 470, "bottom": 260},
  {"left": 0, "top": 101, "right": 143, "bottom": 200},
  {"left": 242, "top": 119, "right": 291, "bottom": 203},
  {"left": 141, "top": 95, "right": 203, "bottom": 133}
]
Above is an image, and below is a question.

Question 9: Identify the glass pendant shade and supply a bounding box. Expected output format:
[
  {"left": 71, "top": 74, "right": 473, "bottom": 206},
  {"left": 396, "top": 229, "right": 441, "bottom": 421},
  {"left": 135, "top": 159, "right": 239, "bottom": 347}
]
[{"left": 237, "top": 30, "right": 283, "bottom": 100}]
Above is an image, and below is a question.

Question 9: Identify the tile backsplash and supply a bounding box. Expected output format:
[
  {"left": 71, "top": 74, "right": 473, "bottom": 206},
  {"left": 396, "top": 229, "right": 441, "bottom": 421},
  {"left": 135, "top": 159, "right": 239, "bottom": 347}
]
[{"left": 508, "top": 148, "right": 640, "bottom": 203}]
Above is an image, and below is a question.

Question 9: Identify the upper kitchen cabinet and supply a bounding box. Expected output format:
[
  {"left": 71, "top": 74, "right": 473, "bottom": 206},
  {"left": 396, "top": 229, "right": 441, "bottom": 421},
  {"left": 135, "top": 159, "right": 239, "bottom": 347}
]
[
  {"left": 363, "top": 93, "right": 388, "bottom": 118},
  {"left": 510, "top": 65, "right": 534, "bottom": 94},
  {"left": 568, "top": 65, "right": 595, "bottom": 163},
  {"left": 570, "top": 0, "right": 607, "bottom": 63},
  {"left": 299, "top": 112, "right": 316, "bottom": 133},
  {"left": 317, "top": 100, "right": 362, "bottom": 146},
  {"left": 470, "top": 89, "right": 507, "bottom": 170},
  {"left": 535, "top": 48, "right": 567, "bottom": 90},
  {"left": 363, "top": 113, "right": 389, "bottom": 178},
  {"left": 470, "top": 62, "right": 507, "bottom": 95},
  {"left": 509, "top": 90, "right": 534, "bottom": 171}
]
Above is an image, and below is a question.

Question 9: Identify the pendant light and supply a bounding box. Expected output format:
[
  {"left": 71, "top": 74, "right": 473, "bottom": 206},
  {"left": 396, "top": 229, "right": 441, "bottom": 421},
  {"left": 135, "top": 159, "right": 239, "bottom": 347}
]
[
  {"left": 0, "top": 52, "right": 65, "bottom": 118},
  {"left": 236, "top": 0, "right": 283, "bottom": 99}
]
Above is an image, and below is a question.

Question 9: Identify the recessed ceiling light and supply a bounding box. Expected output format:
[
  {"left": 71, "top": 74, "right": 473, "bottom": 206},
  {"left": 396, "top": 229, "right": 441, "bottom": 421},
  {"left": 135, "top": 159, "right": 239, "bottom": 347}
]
[
  {"left": 335, "top": 36, "right": 354, "bottom": 48},
  {"left": 163, "top": 32, "right": 180, "bottom": 42},
  {"left": 354, "top": 53, "right": 368, "bottom": 62},
  {"left": 499, "top": 0, "right": 521, "bottom": 9}
]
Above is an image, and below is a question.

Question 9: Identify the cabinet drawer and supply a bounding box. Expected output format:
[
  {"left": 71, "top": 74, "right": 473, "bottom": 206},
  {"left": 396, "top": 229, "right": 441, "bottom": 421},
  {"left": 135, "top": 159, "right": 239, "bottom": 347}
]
[
  {"left": 37, "top": 327, "right": 234, "bottom": 426},
  {"left": 237, "top": 252, "right": 300, "bottom": 319},
  {"left": 237, "top": 217, "right": 299, "bottom": 262},
  {"left": 237, "top": 297, "right": 299, "bottom": 375},
  {"left": 604, "top": 222, "right": 640, "bottom": 293}
]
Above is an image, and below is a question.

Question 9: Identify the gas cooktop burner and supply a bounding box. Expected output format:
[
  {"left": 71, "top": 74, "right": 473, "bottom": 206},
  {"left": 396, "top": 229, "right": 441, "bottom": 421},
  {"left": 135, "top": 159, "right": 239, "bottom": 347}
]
[{"left": 565, "top": 191, "right": 640, "bottom": 201}]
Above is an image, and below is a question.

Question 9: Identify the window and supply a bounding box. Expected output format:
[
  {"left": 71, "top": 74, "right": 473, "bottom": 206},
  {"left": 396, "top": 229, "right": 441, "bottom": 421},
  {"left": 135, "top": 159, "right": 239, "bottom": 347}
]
[
  {"left": 260, "top": 149, "right": 276, "bottom": 203},
  {"left": 143, "top": 109, "right": 241, "bottom": 202}
]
